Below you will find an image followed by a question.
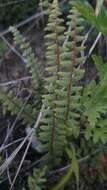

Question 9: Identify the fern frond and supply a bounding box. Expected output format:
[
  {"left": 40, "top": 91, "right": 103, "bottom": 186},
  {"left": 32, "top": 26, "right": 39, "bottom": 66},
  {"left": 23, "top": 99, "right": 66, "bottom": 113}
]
[
  {"left": 28, "top": 166, "right": 47, "bottom": 190},
  {"left": 85, "top": 119, "right": 107, "bottom": 144},
  {"left": 83, "top": 67, "right": 107, "bottom": 127},
  {"left": 0, "top": 88, "right": 36, "bottom": 126},
  {"left": 92, "top": 55, "right": 107, "bottom": 80},
  {"left": 39, "top": 0, "right": 86, "bottom": 165},
  {"left": 39, "top": 0, "right": 67, "bottom": 165},
  {"left": 39, "top": 0, "right": 50, "bottom": 15},
  {"left": 59, "top": 5, "right": 85, "bottom": 136},
  {"left": 0, "top": 26, "right": 45, "bottom": 127},
  {"left": 82, "top": 56, "right": 107, "bottom": 143},
  {"left": 9, "top": 26, "right": 44, "bottom": 104}
]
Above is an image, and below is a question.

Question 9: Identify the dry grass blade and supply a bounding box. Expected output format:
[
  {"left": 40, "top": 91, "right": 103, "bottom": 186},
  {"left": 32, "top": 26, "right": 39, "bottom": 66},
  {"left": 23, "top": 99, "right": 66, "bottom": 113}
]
[
  {"left": 0, "top": 134, "right": 30, "bottom": 175},
  {"left": 0, "top": 76, "right": 32, "bottom": 87},
  {"left": 0, "top": 93, "right": 32, "bottom": 150},
  {"left": 9, "top": 105, "right": 44, "bottom": 189},
  {"left": 0, "top": 138, "right": 24, "bottom": 152},
  {"left": 0, "top": 34, "right": 27, "bottom": 64},
  {"left": 0, "top": 0, "right": 27, "bottom": 7},
  {"left": 88, "top": 32, "right": 102, "bottom": 58},
  {"left": 9, "top": 132, "right": 34, "bottom": 190},
  {"left": 1, "top": 12, "right": 44, "bottom": 37},
  {"left": 95, "top": 0, "right": 104, "bottom": 16},
  {"left": 49, "top": 145, "right": 107, "bottom": 176}
]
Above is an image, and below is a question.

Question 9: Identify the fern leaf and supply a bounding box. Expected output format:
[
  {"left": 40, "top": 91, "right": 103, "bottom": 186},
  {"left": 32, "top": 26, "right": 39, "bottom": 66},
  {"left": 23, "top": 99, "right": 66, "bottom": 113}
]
[
  {"left": 0, "top": 88, "right": 36, "bottom": 126},
  {"left": 28, "top": 166, "right": 47, "bottom": 190},
  {"left": 9, "top": 26, "right": 44, "bottom": 104},
  {"left": 39, "top": 1, "right": 86, "bottom": 165},
  {"left": 39, "top": 0, "right": 67, "bottom": 165}
]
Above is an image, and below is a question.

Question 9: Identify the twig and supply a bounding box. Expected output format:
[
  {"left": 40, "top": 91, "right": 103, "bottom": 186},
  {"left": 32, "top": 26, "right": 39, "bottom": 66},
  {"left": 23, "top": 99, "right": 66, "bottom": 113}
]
[
  {"left": 24, "top": 20, "right": 38, "bottom": 35},
  {"left": 0, "top": 76, "right": 32, "bottom": 87},
  {"left": 63, "top": 12, "right": 101, "bottom": 64},
  {"left": 0, "top": 0, "right": 67, "bottom": 37},
  {"left": 0, "top": 34, "right": 27, "bottom": 64},
  {"left": 9, "top": 105, "right": 44, "bottom": 189},
  {"left": 9, "top": 132, "right": 34, "bottom": 190},
  {"left": 87, "top": 32, "right": 102, "bottom": 58},
  {"left": 49, "top": 145, "right": 106, "bottom": 176},
  {"left": 0, "top": 154, "right": 47, "bottom": 185},
  {"left": 0, "top": 103, "right": 44, "bottom": 176},
  {"left": 0, "top": 138, "right": 24, "bottom": 152},
  {"left": 1, "top": 12, "right": 45, "bottom": 37},
  {"left": 0, "top": 145, "right": 105, "bottom": 185},
  {"left": 6, "top": 149, "right": 12, "bottom": 187},
  {"left": 0, "top": 93, "right": 32, "bottom": 151},
  {"left": 6, "top": 126, "right": 12, "bottom": 186},
  {"left": 0, "top": 0, "right": 29, "bottom": 7},
  {"left": 63, "top": 22, "right": 72, "bottom": 48},
  {"left": 21, "top": 154, "right": 48, "bottom": 172},
  {"left": 81, "top": 27, "right": 93, "bottom": 58},
  {"left": 0, "top": 134, "right": 30, "bottom": 175},
  {"left": 33, "top": 104, "right": 44, "bottom": 129}
]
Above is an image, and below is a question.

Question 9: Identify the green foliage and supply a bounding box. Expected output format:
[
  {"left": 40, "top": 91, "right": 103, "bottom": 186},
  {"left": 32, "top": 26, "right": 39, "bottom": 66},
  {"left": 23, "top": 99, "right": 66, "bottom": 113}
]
[
  {"left": 82, "top": 55, "right": 107, "bottom": 143},
  {"left": 9, "top": 26, "right": 44, "bottom": 104},
  {"left": 92, "top": 55, "right": 107, "bottom": 80},
  {"left": 39, "top": 0, "right": 50, "bottom": 15},
  {"left": 39, "top": 0, "right": 67, "bottom": 165},
  {"left": 82, "top": 77, "right": 107, "bottom": 127},
  {"left": 38, "top": 0, "right": 107, "bottom": 168},
  {"left": 51, "top": 146, "right": 79, "bottom": 190},
  {"left": 96, "top": 0, "right": 104, "bottom": 12},
  {"left": 0, "top": 88, "right": 36, "bottom": 126},
  {"left": 0, "top": 0, "right": 39, "bottom": 26},
  {"left": 0, "top": 26, "right": 44, "bottom": 128},
  {"left": 60, "top": 3, "right": 70, "bottom": 14},
  {"left": 74, "top": 0, "right": 97, "bottom": 25},
  {"left": 39, "top": 0, "right": 85, "bottom": 165},
  {"left": 2, "top": 0, "right": 107, "bottom": 189},
  {"left": 27, "top": 166, "right": 47, "bottom": 190},
  {"left": 71, "top": 0, "right": 107, "bottom": 146},
  {"left": 74, "top": 0, "right": 107, "bottom": 35}
]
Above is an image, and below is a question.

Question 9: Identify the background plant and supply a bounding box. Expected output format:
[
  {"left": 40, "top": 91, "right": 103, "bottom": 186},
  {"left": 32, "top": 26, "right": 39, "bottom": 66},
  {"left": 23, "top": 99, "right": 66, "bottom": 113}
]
[{"left": 0, "top": 0, "right": 39, "bottom": 26}]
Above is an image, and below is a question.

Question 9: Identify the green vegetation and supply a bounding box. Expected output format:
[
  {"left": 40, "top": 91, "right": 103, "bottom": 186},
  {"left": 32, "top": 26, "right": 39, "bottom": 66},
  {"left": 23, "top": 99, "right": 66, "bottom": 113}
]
[
  {"left": 1, "top": 0, "right": 107, "bottom": 189},
  {"left": 0, "top": 0, "right": 39, "bottom": 26}
]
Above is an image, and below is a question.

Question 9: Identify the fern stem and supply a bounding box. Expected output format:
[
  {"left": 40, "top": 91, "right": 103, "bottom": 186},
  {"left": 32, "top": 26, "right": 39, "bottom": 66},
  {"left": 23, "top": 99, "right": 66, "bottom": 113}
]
[
  {"left": 56, "top": 36, "right": 61, "bottom": 80},
  {"left": 50, "top": 21, "right": 61, "bottom": 156},
  {"left": 65, "top": 16, "right": 77, "bottom": 121}
]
